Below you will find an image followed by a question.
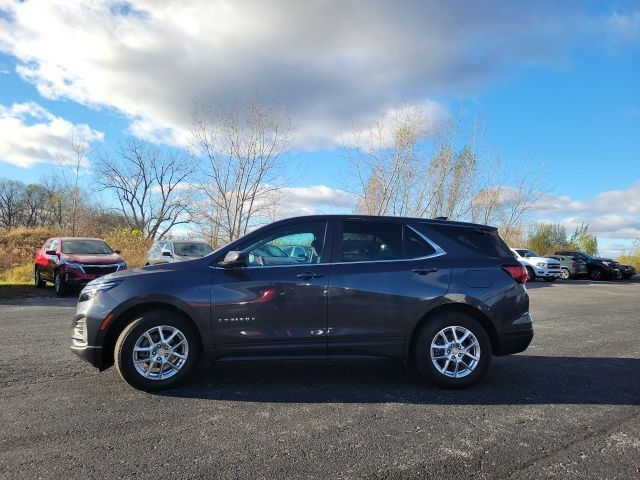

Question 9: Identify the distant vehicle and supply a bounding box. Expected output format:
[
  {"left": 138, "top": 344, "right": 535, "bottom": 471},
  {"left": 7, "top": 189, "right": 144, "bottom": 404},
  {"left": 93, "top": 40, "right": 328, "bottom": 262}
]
[
  {"left": 282, "top": 244, "right": 313, "bottom": 261},
  {"left": 146, "top": 241, "right": 214, "bottom": 265},
  {"left": 510, "top": 248, "right": 561, "bottom": 282},
  {"left": 34, "top": 237, "right": 126, "bottom": 296},
  {"left": 554, "top": 251, "right": 633, "bottom": 280},
  {"left": 548, "top": 254, "right": 589, "bottom": 280},
  {"left": 71, "top": 215, "right": 532, "bottom": 391}
]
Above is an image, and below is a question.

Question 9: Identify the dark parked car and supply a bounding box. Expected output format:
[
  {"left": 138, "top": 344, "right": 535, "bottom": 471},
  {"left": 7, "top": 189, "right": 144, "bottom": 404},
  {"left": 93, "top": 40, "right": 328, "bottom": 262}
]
[
  {"left": 554, "top": 251, "right": 630, "bottom": 280},
  {"left": 71, "top": 215, "right": 533, "bottom": 391},
  {"left": 146, "top": 240, "right": 214, "bottom": 265},
  {"left": 35, "top": 237, "right": 126, "bottom": 296},
  {"left": 548, "top": 254, "right": 589, "bottom": 280}
]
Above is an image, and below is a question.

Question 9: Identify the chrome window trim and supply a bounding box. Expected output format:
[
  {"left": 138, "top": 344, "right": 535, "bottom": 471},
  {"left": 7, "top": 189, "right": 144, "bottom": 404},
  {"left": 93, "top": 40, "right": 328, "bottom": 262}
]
[{"left": 210, "top": 224, "right": 446, "bottom": 269}]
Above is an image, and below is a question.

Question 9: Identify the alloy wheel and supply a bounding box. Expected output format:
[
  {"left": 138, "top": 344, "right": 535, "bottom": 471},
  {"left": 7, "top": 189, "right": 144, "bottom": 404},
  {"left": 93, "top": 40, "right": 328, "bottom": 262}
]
[
  {"left": 132, "top": 325, "right": 189, "bottom": 381},
  {"left": 430, "top": 326, "right": 481, "bottom": 379},
  {"left": 560, "top": 269, "right": 570, "bottom": 280}
]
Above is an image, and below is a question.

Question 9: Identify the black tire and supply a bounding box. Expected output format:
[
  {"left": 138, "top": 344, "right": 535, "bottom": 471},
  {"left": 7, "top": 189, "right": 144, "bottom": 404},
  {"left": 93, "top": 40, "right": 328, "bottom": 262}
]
[
  {"left": 34, "top": 266, "right": 46, "bottom": 288},
  {"left": 560, "top": 268, "right": 571, "bottom": 280},
  {"left": 543, "top": 277, "right": 556, "bottom": 282},
  {"left": 413, "top": 312, "right": 491, "bottom": 388},
  {"left": 114, "top": 310, "right": 200, "bottom": 391},
  {"left": 589, "top": 268, "right": 603, "bottom": 281},
  {"left": 525, "top": 266, "right": 536, "bottom": 282},
  {"left": 54, "top": 270, "right": 66, "bottom": 296}
]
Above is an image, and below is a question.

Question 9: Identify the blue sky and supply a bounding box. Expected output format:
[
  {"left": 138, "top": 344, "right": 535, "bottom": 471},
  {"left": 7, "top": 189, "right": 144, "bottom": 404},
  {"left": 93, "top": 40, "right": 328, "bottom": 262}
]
[{"left": 0, "top": 1, "right": 638, "bottom": 256}]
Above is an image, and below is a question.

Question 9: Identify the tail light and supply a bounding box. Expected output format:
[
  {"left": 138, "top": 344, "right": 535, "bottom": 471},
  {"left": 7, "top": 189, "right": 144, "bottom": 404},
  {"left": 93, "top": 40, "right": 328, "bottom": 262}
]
[{"left": 502, "top": 264, "right": 528, "bottom": 284}]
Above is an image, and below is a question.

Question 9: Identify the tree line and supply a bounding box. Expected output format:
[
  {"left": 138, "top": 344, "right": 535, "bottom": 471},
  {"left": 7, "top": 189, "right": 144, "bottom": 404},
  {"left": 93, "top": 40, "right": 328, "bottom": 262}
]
[{"left": 1, "top": 98, "right": 597, "bottom": 253}]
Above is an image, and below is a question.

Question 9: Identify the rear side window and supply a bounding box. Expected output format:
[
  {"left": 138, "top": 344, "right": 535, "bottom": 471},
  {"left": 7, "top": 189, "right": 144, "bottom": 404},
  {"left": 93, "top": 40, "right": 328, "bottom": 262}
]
[
  {"left": 425, "top": 224, "right": 512, "bottom": 258},
  {"left": 341, "top": 221, "right": 403, "bottom": 262}
]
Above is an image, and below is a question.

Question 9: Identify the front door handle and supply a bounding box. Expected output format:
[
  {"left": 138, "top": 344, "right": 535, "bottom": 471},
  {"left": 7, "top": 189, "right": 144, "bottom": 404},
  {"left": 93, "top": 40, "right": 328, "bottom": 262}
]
[
  {"left": 412, "top": 267, "right": 438, "bottom": 275},
  {"left": 297, "top": 272, "right": 324, "bottom": 279}
]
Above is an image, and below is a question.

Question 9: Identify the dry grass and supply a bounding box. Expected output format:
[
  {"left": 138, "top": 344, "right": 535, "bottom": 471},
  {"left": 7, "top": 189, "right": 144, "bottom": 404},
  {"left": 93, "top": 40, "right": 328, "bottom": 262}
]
[
  {"left": 617, "top": 252, "right": 640, "bottom": 271},
  {"left": 0, "top": 263, "right": 33, "bottom": 284},
  {"left": 103, "top": 228, "right": 152, "bottom": 268}
]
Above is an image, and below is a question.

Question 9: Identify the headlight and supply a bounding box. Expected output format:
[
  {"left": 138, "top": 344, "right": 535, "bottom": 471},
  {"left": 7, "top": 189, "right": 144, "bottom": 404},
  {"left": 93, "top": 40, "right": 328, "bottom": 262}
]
[
  {"left": 64, "top": 261, "right": 85, "bottom": 270},
  {"left": 79, "top": 280, "right": 122, "bottom": 302},
  {"left": 536, "top": 262, "right": 547, "bottom": 267},
  {"left": 116, "top": 261, "right": 127, "bottom": 269}
]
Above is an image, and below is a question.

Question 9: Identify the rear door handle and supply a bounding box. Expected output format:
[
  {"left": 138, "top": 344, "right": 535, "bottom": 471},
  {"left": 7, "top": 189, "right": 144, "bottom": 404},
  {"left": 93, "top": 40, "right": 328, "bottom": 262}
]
[
  {"left": 412, "top": 267, "right": 438, "bottom": 275},
  {"left": 297, "top": 272, "right": 325, "bottom": 279}
]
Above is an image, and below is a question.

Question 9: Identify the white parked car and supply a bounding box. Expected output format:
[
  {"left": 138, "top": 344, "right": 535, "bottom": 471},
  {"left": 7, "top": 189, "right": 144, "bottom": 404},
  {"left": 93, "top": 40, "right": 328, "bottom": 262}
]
[{"left": 510, "top": 248, "right": 561, "bottom": 282}]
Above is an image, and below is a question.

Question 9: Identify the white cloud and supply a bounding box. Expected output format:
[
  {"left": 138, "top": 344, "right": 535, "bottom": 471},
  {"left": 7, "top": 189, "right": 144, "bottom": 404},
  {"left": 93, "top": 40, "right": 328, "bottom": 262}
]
[
  {"left": 0, "top": 101, "right": 104, "bottom": 168},
  {"left": 601, "top": 10, "right": 640, "bottom": 43},
  {"left": 0, "top": 0, "right": 586, "bottom": 149},
  {"left": 533, "top": 180, "right": 640, "bottom": 239},
  {"left": 277, "top": 185, "right": 357, "bottom": 217}
]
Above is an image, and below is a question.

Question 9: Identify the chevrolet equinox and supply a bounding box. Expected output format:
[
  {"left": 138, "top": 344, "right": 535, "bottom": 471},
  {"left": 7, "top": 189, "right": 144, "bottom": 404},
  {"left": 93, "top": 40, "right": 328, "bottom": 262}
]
[{"left": 71, "top": 215, "right": 533, "bottom": 391}]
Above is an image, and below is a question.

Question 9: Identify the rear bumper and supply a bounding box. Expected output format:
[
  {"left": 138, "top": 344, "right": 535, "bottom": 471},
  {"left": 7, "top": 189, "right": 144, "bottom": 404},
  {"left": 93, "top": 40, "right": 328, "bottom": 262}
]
[
  {"left": 495, "top": 329, "right": 534, "bottom": 356},
  {"left": 494, "top": 312, "right": 534, "bottom": 356}
]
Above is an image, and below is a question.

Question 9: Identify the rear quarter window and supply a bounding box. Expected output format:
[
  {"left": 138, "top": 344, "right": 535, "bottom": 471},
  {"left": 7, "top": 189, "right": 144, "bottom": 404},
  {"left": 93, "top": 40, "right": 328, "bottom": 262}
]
[{"left": 422, "top": 224, "right": 513, "bottom": 258}]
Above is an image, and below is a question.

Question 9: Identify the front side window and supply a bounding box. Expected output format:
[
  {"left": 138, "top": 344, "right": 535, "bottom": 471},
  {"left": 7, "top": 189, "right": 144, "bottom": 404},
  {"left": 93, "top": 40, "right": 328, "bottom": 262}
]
[
  {"left": 341, "top": 221, "right": 403, "bottom": 262},
  {"left": 244, "top": 222, "right": 327, "bottom": 266}
]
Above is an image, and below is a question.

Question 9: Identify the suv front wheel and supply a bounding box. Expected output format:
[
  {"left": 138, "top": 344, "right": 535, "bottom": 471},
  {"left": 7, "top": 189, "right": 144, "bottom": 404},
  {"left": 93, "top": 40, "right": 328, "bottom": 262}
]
[
  {"left": 114, "top": 310, "right": 200, "bottom": 391},
  {"left": 414, "top": 312, "right": 491, "bottom": 388}
]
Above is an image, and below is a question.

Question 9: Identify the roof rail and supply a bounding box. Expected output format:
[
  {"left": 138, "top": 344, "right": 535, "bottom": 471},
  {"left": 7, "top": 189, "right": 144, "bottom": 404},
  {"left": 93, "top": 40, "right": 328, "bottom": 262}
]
[{"left": 433, "top": 216, "right": 448, "bottom": 220}]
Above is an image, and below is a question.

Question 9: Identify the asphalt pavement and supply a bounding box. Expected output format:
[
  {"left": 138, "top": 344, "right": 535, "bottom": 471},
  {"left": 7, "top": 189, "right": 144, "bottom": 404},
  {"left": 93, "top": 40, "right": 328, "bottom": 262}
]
[{"left": 0, "top": 279, "right": 638, "bottom": 479}]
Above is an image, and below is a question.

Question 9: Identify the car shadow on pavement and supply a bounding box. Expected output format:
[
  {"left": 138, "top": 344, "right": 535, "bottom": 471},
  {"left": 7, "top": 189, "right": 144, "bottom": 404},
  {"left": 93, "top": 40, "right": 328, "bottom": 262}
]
[{"left": 157, "top": 355, "right": 640, "bottom": 406}]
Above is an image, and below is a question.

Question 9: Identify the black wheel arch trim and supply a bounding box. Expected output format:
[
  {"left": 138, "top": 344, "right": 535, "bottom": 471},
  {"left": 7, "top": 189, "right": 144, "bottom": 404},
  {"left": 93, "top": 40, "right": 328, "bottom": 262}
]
[
  {"left": 94, "top": 294, "right": 217, "bottom": 370},
  {"left": 403, "top": 297, "right": 499, "bottom": 362}
]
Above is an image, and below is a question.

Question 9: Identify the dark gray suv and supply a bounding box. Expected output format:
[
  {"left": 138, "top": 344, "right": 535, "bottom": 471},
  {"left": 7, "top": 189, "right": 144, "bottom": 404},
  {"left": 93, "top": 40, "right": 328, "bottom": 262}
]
[{"left": 71, "top": 215, "right": 533, "bottom": 391}]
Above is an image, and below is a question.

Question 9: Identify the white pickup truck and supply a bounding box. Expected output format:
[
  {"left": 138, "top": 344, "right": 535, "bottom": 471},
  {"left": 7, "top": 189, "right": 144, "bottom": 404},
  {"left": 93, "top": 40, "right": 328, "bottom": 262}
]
[{"left": 510, "top": 248, "right": 562, "bottom": 282}]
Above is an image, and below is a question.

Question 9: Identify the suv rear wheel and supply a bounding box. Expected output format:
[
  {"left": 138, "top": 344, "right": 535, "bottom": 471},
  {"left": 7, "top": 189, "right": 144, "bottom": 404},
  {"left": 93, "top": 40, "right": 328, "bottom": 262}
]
[
  {"left": 414, "top": 312, "right": 491, "bottom": 388},
  {"left": 114, "top": 310, "right": 200, "bottom": 391}
]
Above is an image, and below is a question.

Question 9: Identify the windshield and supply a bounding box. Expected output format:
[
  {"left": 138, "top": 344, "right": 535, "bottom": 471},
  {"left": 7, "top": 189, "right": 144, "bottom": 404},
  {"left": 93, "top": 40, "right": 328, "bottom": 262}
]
[
  {"left": 579, "top": 252, "right": 594, "bottom": 260},
  {"left": 516, "top": 249, "right": 539, "bottom": 257},
  {"left": 61, "top": 240, "right": 113, "bottom": 255},
  {"left": 174, "top": 242, "right": 214, "bottom": 257}
]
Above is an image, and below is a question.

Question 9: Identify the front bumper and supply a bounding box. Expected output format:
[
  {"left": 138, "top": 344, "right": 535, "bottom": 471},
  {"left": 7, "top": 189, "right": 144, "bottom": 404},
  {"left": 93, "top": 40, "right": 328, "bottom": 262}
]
[
  {"left": 534, "top": 268, "right": 561, "bottom": 278},
  {"left": 70, "top": 344, "right": 104, "bottom": 369}
]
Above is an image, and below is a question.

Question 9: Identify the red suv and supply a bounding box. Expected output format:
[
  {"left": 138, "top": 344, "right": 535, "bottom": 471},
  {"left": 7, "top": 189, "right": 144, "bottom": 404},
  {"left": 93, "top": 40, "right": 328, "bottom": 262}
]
[{"left": 34, "top": 237, "right": 127, "bottom": 296}]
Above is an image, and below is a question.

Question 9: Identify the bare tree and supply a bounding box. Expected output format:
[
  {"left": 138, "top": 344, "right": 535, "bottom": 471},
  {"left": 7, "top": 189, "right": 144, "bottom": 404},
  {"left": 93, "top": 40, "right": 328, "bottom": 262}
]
[
  {"left": 346, "top": 109, "right": 545, "bottom": 243},
  {"left": 21, "top": 183, "right": 50, "bottom": 227},
  {"left": 345, "top": 109, "right": 479, "bottom": 220},
  {"left": 0, "top": 179, "right": 25, "bottom": 228},
  {"left": 191, "top": 99, "right": 293, "bottom": 244},
  {"left": 347, "top": 106, "right": 431, "bottom": 216},
  {"left": 57, "top": 130, "right": 91, "bottom": 235},
  {"left": 94, "top": 139, "right": 196, "bottom": 239}
]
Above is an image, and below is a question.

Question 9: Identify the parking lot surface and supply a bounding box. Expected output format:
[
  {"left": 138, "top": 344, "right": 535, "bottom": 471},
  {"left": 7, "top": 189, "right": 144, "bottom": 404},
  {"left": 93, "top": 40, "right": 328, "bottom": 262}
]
[{"left": 1, "top": 279, "right": 639, "bottom": 479}]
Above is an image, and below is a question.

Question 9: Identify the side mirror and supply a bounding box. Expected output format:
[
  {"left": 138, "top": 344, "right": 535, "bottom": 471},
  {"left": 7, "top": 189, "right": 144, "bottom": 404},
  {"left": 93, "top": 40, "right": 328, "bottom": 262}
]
[
  {"left": 162, "top": 251, "right": 172, "bottom": 257},
  {"left": 219, "top": 250, "right": 247, "bottom": 268},
  {"left": 45, "top": 250, "right": 57, "bottom": 256},
  {"left": 114, "top": 249, "right": 122, "bottom": 254}
]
